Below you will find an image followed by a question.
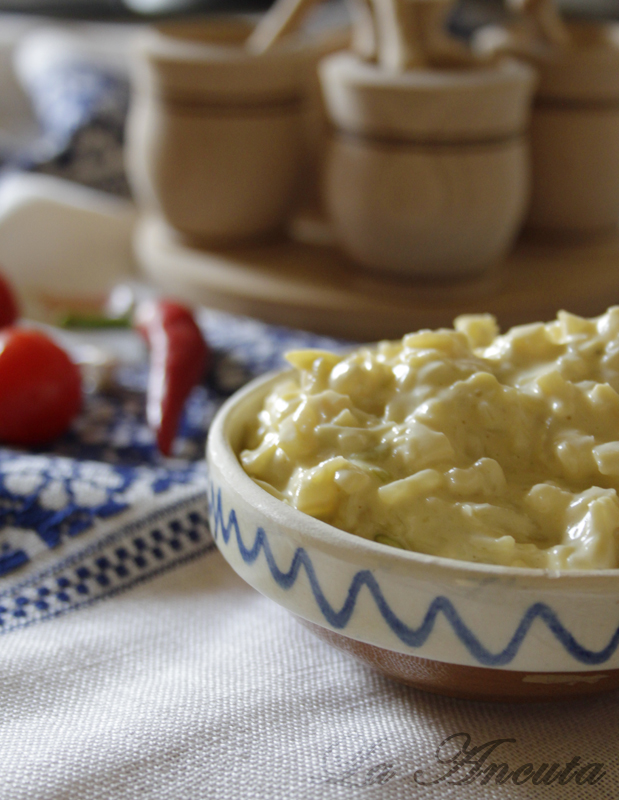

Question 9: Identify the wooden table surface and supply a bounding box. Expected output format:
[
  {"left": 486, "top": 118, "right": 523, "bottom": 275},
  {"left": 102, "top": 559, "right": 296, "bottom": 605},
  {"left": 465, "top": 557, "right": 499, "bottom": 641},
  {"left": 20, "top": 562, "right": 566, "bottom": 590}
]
[{"left": 136, "top": 213, "right": 619, "bottom": 341}]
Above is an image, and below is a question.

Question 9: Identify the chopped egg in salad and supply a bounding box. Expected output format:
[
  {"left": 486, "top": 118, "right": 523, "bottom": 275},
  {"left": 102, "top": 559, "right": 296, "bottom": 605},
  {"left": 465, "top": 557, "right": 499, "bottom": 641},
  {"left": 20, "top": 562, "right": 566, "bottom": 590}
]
[{"left": 240, "top": 308, "right": 619, "bottom": 570}]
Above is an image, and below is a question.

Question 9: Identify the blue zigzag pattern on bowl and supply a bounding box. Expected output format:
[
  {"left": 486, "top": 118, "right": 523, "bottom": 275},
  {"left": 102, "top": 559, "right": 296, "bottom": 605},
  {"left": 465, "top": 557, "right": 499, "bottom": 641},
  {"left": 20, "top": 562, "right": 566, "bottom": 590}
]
[{"left": 209, "top": 483, "right": 619, "bottom": 668}]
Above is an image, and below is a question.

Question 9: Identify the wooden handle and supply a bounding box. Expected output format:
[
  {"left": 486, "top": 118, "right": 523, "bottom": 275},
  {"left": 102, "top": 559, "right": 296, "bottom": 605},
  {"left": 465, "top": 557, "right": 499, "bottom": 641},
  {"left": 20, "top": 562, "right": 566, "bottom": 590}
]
[
  {"left": 509, "top": 0, "right": 570, "bottom": 47},
  {"left": 247, "top": 0, "right": 478, "bottom": 67},
  {"left": 415, "top": 0, "right": 476, "bottom": 68},
  {"left": 347, "top": 0, "right": 379, "bottom": 62},
  {"left": 247, "top": 0, "right": 320, "bottom": 54},
  {"left": 373, "top": 0, "right": 426, "bottom": 72},
  {"left": 372, "top": 0, "right": 475, "bottom": 72}
]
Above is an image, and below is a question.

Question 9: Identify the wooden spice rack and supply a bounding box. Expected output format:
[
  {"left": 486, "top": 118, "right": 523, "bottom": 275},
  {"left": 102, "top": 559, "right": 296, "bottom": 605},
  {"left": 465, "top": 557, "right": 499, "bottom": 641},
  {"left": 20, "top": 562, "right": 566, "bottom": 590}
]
[{"left": 136, "top": 212, "right": 619, "bottom": 341}]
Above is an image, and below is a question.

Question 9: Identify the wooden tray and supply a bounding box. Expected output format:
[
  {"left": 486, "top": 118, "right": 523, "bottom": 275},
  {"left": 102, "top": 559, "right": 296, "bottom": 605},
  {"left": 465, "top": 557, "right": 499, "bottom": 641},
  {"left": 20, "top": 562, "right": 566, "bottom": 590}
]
[{"left": 136, "top": 213, "right": 619, "bottom": 341}]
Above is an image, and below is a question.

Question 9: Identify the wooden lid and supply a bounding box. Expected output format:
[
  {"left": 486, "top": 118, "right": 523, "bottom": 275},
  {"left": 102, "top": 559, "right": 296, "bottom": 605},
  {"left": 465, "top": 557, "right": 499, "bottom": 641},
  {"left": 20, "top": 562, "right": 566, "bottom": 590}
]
[
  {"left": 134, "top": 17, "right": 335, "bottom": 103},
  {"left": 319, "top": 53, "right": 537, "bottom": 142}
]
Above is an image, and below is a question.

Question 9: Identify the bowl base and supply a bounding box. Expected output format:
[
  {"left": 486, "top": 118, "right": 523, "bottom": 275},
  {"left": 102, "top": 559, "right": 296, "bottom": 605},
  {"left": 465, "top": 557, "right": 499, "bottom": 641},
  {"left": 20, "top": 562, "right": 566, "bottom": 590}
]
[{"left": 298, "top": 618, "right": 619, "bottom": 703}]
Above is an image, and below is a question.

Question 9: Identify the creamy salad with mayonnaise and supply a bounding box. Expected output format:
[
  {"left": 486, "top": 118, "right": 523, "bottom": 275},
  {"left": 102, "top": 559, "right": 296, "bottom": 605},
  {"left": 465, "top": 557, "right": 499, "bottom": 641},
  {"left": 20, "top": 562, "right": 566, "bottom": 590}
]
[{"left": 240, "top": 309, "right": 619, "bottom": 570}]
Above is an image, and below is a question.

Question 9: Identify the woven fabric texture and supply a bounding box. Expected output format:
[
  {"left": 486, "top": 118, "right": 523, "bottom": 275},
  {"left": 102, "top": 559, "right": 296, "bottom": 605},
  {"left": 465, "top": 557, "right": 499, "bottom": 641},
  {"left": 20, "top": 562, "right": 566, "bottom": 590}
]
[{"left": 1, "top": 550, "right": 616, "bottom": 800}]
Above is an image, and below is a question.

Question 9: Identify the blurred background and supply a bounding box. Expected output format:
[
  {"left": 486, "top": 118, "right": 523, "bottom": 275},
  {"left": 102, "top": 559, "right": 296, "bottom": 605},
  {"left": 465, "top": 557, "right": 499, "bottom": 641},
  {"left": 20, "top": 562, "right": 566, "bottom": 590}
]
[
  {"left": 0, "top": 0, "right": 616, "bottom": 326},
  {"left": 0, "top": 0, "right": 614, "bottom": 24},
  {"left": 0, "top": 0, "right": 614, "bottom": 194}
]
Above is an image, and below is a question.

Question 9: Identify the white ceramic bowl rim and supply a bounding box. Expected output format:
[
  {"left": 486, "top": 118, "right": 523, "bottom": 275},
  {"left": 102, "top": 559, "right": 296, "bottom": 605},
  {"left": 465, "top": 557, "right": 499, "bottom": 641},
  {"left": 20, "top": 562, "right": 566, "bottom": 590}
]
[{"left": 208, "top": 370, "right": 619, "bottom": 591}]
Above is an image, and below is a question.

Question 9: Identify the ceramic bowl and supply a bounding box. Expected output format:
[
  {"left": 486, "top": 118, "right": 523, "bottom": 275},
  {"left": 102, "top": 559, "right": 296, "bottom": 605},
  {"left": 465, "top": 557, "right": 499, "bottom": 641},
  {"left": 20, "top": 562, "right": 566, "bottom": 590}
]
[{"left": 207, "top": 371, "right": 619, "bottom": 702}]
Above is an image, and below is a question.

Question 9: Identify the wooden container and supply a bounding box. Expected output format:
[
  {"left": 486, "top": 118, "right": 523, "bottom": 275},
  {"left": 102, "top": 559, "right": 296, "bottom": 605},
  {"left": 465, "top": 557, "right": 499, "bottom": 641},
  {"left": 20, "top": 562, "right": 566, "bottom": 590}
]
[
  {"left": 126, "top": 18, "right": 330, "bottom": 244},
  {"left": 526, "top": 22, "right": 619, "bottom": 235},
  {"left": 319, "top": 53, "right": 536, "bottom": 278}
]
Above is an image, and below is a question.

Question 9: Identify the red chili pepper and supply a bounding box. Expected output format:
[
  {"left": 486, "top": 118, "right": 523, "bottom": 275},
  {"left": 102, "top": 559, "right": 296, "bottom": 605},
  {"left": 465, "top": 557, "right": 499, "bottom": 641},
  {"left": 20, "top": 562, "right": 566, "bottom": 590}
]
[
  {"left": 134, "top": 299, "right": 211, "bottom": 456},
  {"left": 0, "top": 328, "right": 82, "bottom": 445},
  {"left": 0, "top": 271, "right": 18, "bottom": 329}
]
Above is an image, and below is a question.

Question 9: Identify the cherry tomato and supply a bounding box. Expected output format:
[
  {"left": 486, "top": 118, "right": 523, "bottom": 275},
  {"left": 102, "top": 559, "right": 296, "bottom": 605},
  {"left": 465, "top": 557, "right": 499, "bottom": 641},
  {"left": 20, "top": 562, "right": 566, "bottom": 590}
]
[
  {"left": 0, "top": 329, "right": 82, "bottom": 445},
  {"left": 0, "top": 272, "right": 18, "bottom": 329}
]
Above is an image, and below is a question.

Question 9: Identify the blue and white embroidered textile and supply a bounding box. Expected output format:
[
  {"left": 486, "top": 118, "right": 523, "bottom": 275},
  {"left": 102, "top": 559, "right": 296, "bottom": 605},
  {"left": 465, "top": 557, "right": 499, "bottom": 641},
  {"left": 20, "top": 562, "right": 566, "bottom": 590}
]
[
  {"left": 7, "top": 24, "right": 135, "bottom": 196},
  {"left": 0, "top": 308, "right": 340, "bottom": 620}
]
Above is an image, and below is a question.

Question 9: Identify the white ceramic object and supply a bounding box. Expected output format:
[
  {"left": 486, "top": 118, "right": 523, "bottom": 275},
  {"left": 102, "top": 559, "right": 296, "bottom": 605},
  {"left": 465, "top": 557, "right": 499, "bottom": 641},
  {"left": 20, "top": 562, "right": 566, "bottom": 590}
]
[
  {"left": 319, "top": 53, "right": 536, "bottom": 278},
  {"left": 126, "top": 18, "right": 341, "bottom": 245},
  {"left": 525, "top": 22, "right": 619, "bottom": 234},
  {"left": 207, "top": 370, "right": 619, "bottom": 702},
  {"left": 0, "top": 173, "right": 136, "bottom": 321}
]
